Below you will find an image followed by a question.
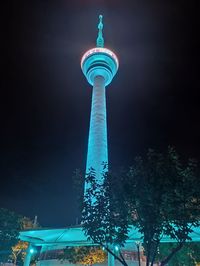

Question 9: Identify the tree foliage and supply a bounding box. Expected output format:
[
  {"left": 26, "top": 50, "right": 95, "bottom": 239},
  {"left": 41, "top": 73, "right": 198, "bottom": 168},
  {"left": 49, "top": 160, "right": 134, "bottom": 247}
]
[
  {"left": 11, "top": 241, "right": 28, "bottom": 266},
  {"left": 81, "top": 148, "right": 200, "bottom": 266},
  {"left": 0, "top": 208, "right": 39, "bottom": 264},
  {"left": 11, "top": 216, "right": 40, "bottom": 265},
  {"left": 82, "top": 167, "right": 130, "bottom": 266},
  {"left": 0, "top": 208, "right": 22, "bottom": 262},
  {"left": 125, "top": 148, "right": 200, "bottom": 265},
  {"left": 59, "top": 246, "right": 106, "bottom": 265},
  {"left": 157, "top": 242, "right": 200, "bottom": 266}
]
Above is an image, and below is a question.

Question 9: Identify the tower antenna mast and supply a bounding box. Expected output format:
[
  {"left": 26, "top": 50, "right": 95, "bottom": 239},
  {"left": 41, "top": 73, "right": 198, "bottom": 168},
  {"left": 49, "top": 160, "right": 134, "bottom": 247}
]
[{"left": 96, "top": 15, "right": 104, "bottom": 47}]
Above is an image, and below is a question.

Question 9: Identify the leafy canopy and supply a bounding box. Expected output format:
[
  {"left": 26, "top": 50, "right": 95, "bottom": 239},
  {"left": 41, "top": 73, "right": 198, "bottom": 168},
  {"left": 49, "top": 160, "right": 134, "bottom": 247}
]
[
  {"left": 0, "top": 208, "right": 22, "bottom": 262},
  {"left": 81, "top": 148, "right": 200, "bottom": 266},
  {"left": 0, "top": 208, "right": 39, "bottom": 264},
  {"left": 59, "top": 246, "right": 106, "bottom": 265}
]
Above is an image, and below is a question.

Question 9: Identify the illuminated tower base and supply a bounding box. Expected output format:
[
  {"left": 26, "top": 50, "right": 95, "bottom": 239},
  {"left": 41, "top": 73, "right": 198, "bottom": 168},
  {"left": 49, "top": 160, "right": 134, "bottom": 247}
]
[{"left": 81, "top": 15, "right": 119, "bottom": 193}]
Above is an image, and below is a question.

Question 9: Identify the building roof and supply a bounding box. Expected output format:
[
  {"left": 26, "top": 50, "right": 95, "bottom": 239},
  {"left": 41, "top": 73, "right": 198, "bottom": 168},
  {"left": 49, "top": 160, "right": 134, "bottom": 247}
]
[{"left": 19, "top": 225, "right": 200, "bottom": 247}]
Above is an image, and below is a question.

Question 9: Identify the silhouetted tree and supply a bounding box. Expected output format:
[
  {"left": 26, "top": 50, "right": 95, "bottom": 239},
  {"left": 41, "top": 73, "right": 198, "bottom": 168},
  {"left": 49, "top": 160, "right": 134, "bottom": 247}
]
[
  {"left": 81, "top": 148, "right": 200, "bottom": 266},
  {"left": 11, "top": 216, "right": 40, "bottom": 265},
  {"left": 157, "top": 242, "right": 200, "bottom": 266},
  {"left": 0, "top": 208, "right": 40, "bottom": 264},
  {"left": 0, "top": 208, "right": 22, "bottom": 263},
  {"left": 125, "top": 148, "right": 200, "bottom": 266},
  {"left": 82, "top": 167, "right": 130, "bottom": 266}
]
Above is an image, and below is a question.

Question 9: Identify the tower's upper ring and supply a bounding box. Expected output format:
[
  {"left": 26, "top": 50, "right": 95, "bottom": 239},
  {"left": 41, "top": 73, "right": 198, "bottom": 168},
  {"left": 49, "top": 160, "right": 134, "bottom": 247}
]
[
  {"left": 81, "top": 47, "right": 119, "bottom": 86},
  {"left": 81, "top": 47, "right": 119, "bottom": 70}
]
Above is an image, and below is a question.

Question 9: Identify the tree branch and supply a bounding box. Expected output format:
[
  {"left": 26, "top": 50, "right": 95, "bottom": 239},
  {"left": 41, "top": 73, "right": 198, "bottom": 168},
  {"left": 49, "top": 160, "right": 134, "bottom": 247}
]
[
  {"left": 150, "top": 240, "right": 160, "bottom": 266},
  {"left": 160, "top": 242, "right": 184, "bottom": 266},
  {"left": 119, "top": 250, "right": 127, "bottom": 265}
]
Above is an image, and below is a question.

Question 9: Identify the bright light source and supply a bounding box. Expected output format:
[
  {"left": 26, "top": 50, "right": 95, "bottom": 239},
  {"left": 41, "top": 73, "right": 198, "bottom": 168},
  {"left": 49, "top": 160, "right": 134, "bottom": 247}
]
[
  {"left": 81, "top": 47, "right": 119, "bottom": 70},
  {"left": 30, "top": 248, "right": 34, "bottom": 254},
  {"left": 114, "top": 245, "right": 119, "bottom": 251}
]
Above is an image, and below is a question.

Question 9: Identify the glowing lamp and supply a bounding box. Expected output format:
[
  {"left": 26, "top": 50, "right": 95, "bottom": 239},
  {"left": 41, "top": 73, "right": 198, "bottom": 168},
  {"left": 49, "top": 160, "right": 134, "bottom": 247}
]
[{"left": 30, "top": 248, "right": 34, "bottom": 254}]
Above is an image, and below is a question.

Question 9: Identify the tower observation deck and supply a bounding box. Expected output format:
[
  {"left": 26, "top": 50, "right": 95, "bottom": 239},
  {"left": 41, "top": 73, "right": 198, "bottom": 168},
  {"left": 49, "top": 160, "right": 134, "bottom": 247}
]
[{"left": 81, "top": 15, "right": 119, "bottom": 191}]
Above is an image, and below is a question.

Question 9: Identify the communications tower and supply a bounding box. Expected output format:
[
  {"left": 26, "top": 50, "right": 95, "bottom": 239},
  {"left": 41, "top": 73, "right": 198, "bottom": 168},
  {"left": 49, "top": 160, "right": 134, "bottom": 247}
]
[{"left": 81, "top": 15, "right": 119, "bottom": 191}]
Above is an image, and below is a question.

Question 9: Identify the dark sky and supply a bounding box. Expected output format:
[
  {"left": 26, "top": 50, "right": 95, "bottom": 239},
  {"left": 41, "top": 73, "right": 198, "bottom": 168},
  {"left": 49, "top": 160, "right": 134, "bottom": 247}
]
[{"left": 2, "top": 0, "right": 200, "bottom": 227}]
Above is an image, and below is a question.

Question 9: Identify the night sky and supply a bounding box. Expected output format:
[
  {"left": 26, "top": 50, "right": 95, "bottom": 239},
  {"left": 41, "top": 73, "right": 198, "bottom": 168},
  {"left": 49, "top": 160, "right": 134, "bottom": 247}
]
[{"left": 2, "top": 0, "right": 200, "bottom": 227}]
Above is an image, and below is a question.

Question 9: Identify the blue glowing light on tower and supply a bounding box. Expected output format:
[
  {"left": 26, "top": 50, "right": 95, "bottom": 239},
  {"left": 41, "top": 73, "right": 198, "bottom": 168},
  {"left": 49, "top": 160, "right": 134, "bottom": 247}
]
[{"left": 81, "top": 15, "right": 119, "bottom": 192}]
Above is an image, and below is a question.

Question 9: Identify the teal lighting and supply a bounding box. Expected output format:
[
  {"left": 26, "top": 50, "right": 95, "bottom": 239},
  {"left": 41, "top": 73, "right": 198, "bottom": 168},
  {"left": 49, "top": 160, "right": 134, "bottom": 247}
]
[
  {"left": 18, "top": 17, "right": 200, "bottom": 258},
  {"left": 19, "top": 226, "right": 200, "bottom": 245},
  {"left": 81, "top": 15, "right": 119, "bottom": 193},
  {"left": 30, "top": 248, "right": 35, "bottom": 254},
  {"left": 96, "top": 15, "right": 104, "bottom": 47},
  {"left": 81, "top": 15, "right": 118, "bottom": 87},
  {"left": 81, "top": 47, "right": 119, "bottom": 86},
  {"left": 114, "top": 245, "right": 119, "bottom": 252}
]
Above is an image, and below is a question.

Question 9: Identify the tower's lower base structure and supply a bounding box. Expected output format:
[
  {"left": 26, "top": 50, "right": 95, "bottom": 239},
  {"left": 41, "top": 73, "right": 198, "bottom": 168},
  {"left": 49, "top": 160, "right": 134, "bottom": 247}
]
[{"left": 20, "top": 225, "right": 200, "bottom": 266}]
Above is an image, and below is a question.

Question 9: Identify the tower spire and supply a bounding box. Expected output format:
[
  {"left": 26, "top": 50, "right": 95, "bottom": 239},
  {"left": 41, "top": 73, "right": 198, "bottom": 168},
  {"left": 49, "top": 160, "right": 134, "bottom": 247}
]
[{"left": 96, "top": 15, "right": 104, "bottom": 47}]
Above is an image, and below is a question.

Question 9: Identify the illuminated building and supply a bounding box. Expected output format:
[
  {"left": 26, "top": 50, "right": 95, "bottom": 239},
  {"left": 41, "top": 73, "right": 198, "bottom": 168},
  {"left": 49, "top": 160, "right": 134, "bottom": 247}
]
[
  {"left": 20, "top": 16, "right": 200, "bottom": 266},
  {"left": 81, "top": 15, "right": 118, "bottom": 192}
]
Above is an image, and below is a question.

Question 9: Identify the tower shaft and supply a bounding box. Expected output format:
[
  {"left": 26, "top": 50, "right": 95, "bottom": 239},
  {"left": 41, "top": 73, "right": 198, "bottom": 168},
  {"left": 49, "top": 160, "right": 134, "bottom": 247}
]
[{"left": 85, "top": 75, "right": 108, "bottom": 189}]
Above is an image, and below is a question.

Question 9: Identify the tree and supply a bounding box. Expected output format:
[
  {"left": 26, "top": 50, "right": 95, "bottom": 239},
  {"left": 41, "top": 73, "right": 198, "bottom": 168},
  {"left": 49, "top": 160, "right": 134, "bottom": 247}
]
[
  {"left": 124, "top": 148, "right": 200, "bottom": 266},
  {"left": 0, "top": 208, "right": 22, "bottom": 263},
  {"left": 81, "top": 148, "right": 200, "bottom": 266},
  {"left": 59, "top": 246, "right": 106, "bottom": 265},
  {"left": 11, "top": 216, "right": 40, "bottom": 265},
  {"left": 157, "top": 242, "right": 200, "bottom": 266},
  {"left": 0, "top": 208, "right": 39, "bottom": 265},
  {"left": 82, "top": 168, "right": 131, "bottom": 266},
  {"left": 129, "top": 148, "right": 200, "bottom": 266},
  {"left": 11, "top": 241, "right": 28, "bottom": 266}
]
